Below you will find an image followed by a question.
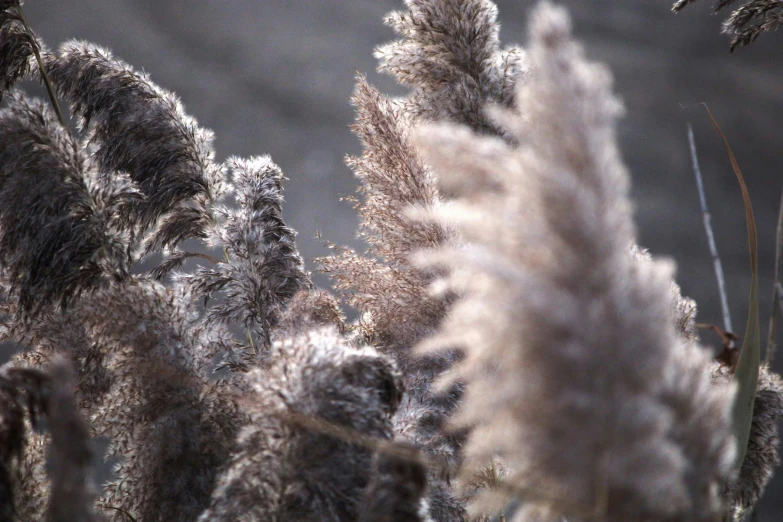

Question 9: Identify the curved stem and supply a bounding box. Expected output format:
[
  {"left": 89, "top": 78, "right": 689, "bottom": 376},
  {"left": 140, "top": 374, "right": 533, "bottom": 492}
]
[{"left": 14, "top": 2, "right": 69, "bottom": 131}]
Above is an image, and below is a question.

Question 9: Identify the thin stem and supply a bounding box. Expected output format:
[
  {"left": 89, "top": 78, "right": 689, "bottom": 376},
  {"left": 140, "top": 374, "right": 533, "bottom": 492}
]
[
  {"left": 188, "top": 251, "right": 223, "bottom": 265},
  {"left": 245, "top": 328, "right": 256, "bottom": 355},
  {"left": 766, "top": 185, "right": 783, "bottom": 364},
  {"left": 272, "top": 424, "right": 291, "bottom": 522},
  {"left": 688, "top": 123, "right": 733, "bottom": 339},
  {"left": 102, "top": 505, "right": 138, "bottom": 522},
  {"left": 13, "top": 2, "right": 69, "bottom": 130}
]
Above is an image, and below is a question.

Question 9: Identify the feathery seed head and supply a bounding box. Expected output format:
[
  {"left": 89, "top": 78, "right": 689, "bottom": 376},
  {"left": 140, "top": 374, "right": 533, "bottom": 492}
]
[
  {"left": 178, "top": 155, "right": 310, "bottom": 353},
  {"left": 77, "top": 280, "right": 241, "bottom": 522},
  {"left": 672, "top": 0, "right": 783, "bottom": 50},
  {"left": 321, "top": 78, "right": 450, "bottom": 353},
  {"left": 274, "top": 289, "right": 346, "bottom": 338},
  {"left": 201, "top": 326, "right": 402, "bottom": 522},
  {"left": 0, "top": 4, "right": 34, "bottom": 100},
  {"left": 413, "top": 3, "right": 736, "bottom": 520},
  {"left": 45, "top": 41, "right": 225, "bottom": 249},
  {"left": 376, "top": 0, "right": 525, "bottom": 135},
  {"left": 713, "top": 364, "right": 783, "bottom": 517},
  {"left": 320, "top": 76, "right": 465, "bottom": 521},
  {"left": 0, "top": 93, "right": 130, "bottom": 317}
]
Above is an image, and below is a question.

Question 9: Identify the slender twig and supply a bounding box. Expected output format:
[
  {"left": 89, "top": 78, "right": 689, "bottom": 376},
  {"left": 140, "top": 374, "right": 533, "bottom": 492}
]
[
  {"left": 766, "top": 185, "right": 783, "bottom": 364},
  {"left": 688, "top": 123, "right": 734, "bottom": 341},
  {"left": 12, "top": 1, "right": 69, "bottom": 131},
  {"left": 177, "top": 251, "right": 223, "bottom": 265}
]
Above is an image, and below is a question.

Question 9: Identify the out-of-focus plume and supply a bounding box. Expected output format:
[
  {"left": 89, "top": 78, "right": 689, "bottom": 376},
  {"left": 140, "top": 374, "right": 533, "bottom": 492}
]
[
  {"left": 273, "top": 289, "right": 346, "bottom": 338},
  {"left": 0, "top": 363, "right": 29, "bottom": 522},
  {"left": 44, "top": 355, "right": 99, "bottom": 522},
  {"left": 0, "top": 357, "right": 98, "bottom": 522},
  {"left": 413, "top": 3, "right": 736, "bottom": 521},
  {"left": 198, "top": 326, "right": 402, "bottom": 522},
  {"left": 634, "top": 246, "right": 699, "bottom": 344},
  {"left": 359, "top": 443, "right": 430, "bottom": 522}
]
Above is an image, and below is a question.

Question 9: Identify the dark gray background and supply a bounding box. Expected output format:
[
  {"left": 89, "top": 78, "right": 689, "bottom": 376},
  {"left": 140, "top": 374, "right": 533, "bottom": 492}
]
[{"left": 19, "top": 1, "right": 783, "bottom": 518}]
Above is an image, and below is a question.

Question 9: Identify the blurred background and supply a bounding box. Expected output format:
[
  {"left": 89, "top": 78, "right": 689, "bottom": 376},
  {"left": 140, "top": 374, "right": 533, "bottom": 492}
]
[{"left": 18, "top": 0, "right": 783, "bottom": 518}]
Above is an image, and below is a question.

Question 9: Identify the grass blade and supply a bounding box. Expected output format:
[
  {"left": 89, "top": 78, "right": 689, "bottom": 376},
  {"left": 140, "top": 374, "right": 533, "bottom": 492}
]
[{"left": 703, "top": 105, "right": 760, "bottom": 472}]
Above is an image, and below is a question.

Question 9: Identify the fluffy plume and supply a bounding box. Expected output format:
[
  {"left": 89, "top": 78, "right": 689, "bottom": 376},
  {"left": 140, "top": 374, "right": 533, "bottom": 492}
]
[
  {"left": 13, "top": 432, "right": 48, "bottom": 522},
  {"left": 177, "top": 156, "right": 310, "bottom": 351},
  {"left": 321, "top": 79, "right": 449, "bottom": 351},
  {"left": 1, "top": 1, "right": 780, "bottom": 521},
  {"left": 45, "top": 41, "right": 225, "bottom": 248},
  {"left": 75, "top": 280, "right": 241, "bottom": 522},
  {"left": 672, "top": 0, "right": 783, "bottom": 50},
  {"left": 6, "top": 309, "right": 111, "bottom": 416},
  {"left": 320, "top": 78, "right": 465, "bottom": 519},
  {"left": 376, "top": 0, "right": 525, "bottom": 135},
  {"left": 199, "top": 326, "right": 402, "bottom": 522},
  {"left": 634, "top": 246, "right": 699, "bottom": 344},
  {"left": 0, "top": 94, "right": 130, "bottom": 317},
  {"left": 0, "top": 270, "right": 113, "bottom": 417},
  {"left": 712, "top": 364, "right": 783, "bottom": 517},
  {"left": 0, "top": 2, "right": 34, "bottom": 99},
  {"left": 273, "top": 289, "right": 346, "bottom": 338},
  {"left": 414, "top": 4, "right": 736, "bottom": 521}
]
